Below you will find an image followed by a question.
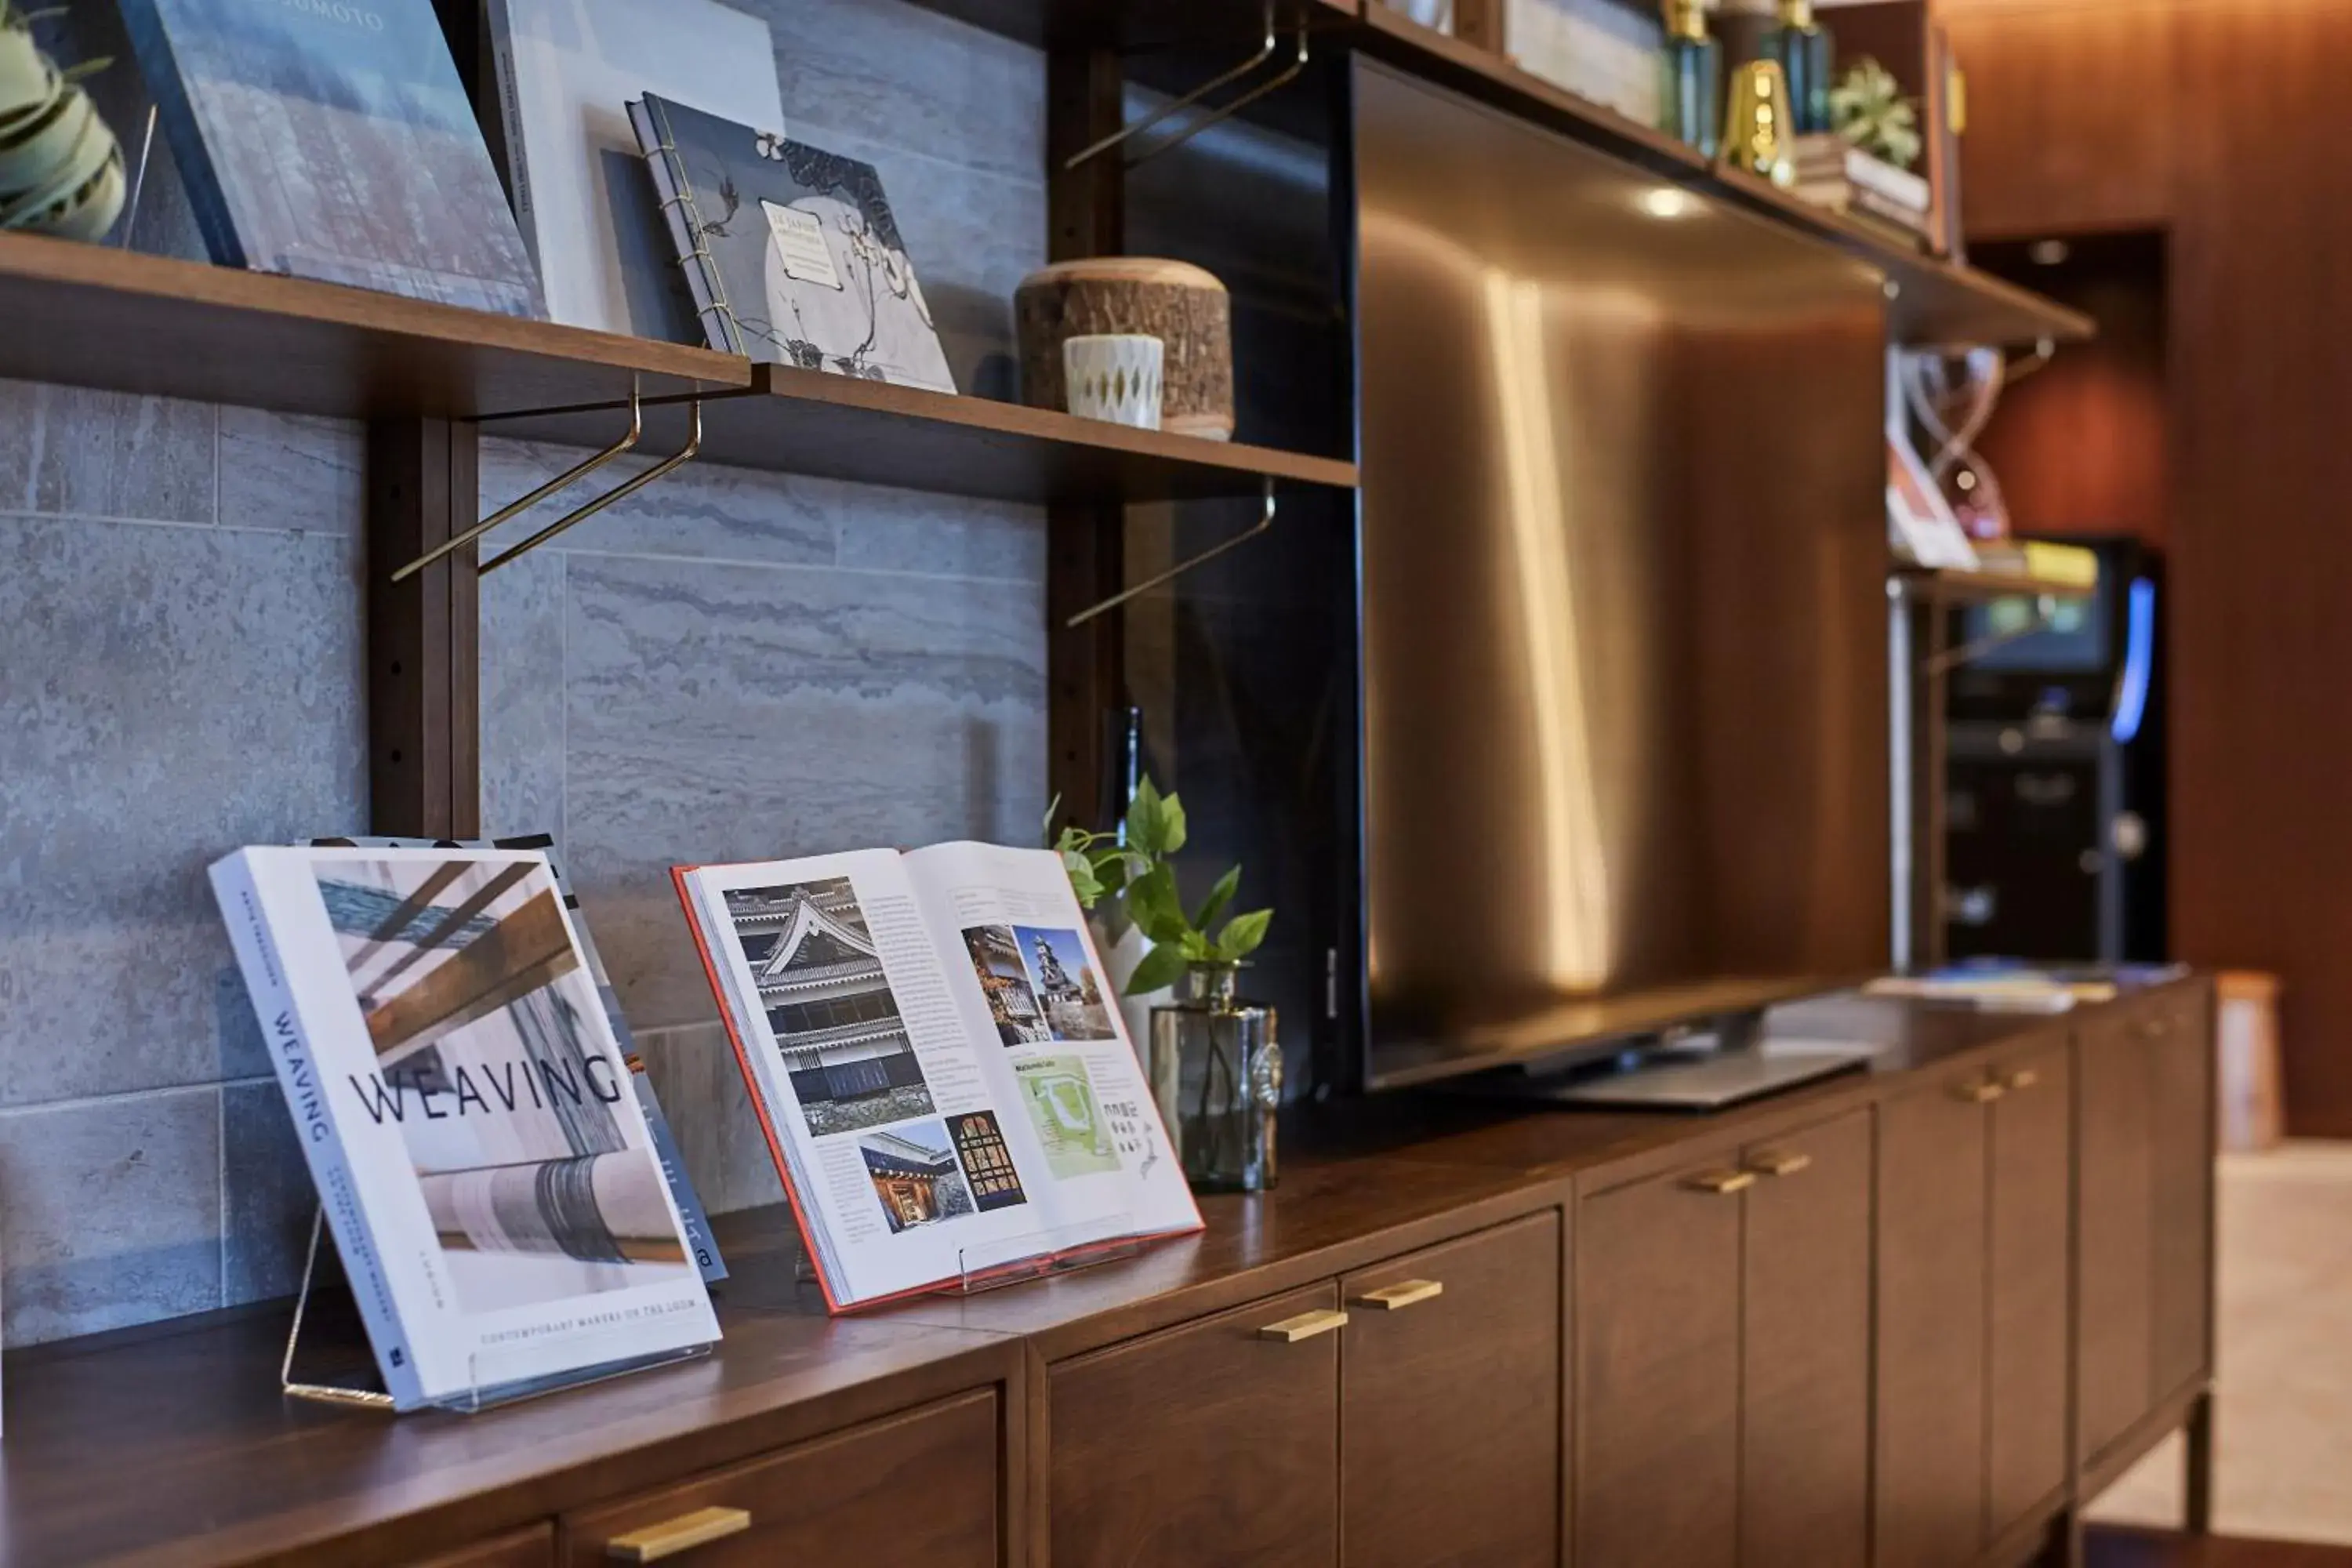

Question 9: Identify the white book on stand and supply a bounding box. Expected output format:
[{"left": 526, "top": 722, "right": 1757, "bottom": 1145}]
[
  {"left": 675, "top": 842, "right": 1203, "bottom": 1311},
  {"left": 487, "top": 0, "right": 786, "bottom": 335},
  {"left": 211, "top": 845, "right": 721, "bottom": 1411}
]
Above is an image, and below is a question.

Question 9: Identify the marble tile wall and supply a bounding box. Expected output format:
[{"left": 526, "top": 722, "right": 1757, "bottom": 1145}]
[{"left": 0, "top": 0, "right": 1047, "bottom": 1345}]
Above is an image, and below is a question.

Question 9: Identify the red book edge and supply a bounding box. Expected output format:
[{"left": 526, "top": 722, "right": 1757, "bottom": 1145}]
[{"left": 669, "top": 864, "right": 1203, "bottom": 1316}]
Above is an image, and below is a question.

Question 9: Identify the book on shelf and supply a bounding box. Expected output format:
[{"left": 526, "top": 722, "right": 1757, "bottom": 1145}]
[
  {"left": 483, "top": 0, "right": 784, "bottom": 337},
  {"left": 1970, "top": 539, "right": 2102, "bottom": 591},
  {"left": 630, "top": 93, "right": 958, "bottom": 394},
  {"left": 308, "top": 833, "right": 728, "bottom": 1284},
  {"left": 118, "top": 0, "right": 544, "bottom": 318},
  {"left": 674, "top": 841, "right": 1203, "bottom": 1312},
  {"left": 1791, "top": 133, "right": 1934, "bottom": 246},
  {"left": 211, "top": 845, "right": 721, "bottom": 1410}
]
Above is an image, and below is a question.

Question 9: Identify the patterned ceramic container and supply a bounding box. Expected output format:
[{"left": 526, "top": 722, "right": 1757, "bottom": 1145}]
[{"left": 1061, "top": 334, "right": 1165, "bottom": 431}]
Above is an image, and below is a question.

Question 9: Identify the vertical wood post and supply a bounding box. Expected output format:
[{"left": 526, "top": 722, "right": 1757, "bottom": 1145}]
[
  {"left": 365, "top": 418, "right": 482, "bottom": 838},
  {"left": 1044, "top": 43, "right": 1129, "bottom": 830}
]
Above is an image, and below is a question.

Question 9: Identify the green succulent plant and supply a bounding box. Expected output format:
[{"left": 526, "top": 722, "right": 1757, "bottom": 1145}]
[
  {"left": 1829, "top": 56, "right": 1924, "bottom": 170},
  {"left": 1050, "top": 775, "right": 1272, "bottom": 996}
]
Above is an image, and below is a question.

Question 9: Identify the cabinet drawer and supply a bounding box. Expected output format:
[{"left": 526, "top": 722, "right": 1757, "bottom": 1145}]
[
  {"left": 559, "top": 1390, "right": 999, "bottom": 1566},
  {"left": 416, "top": 1525, "right": 556, "bottom": 1568},
  {"left": 1050, "top": 1281, "right": 1340, "bottom": 1567},
  {"left": 1341, "top": 1212, "right": 1563, "bottom": 1567}
]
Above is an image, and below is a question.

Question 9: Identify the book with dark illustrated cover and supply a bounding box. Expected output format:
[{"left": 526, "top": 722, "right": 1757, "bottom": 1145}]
[
  {"left": 118, "top": 0, "right": 545, "bottom": 317},
  {"left": 210, "top": 845, "right": 718, "bottom": 1409},
  {"left": 629, "top": 93, "right": 956, "bottom": 393}
]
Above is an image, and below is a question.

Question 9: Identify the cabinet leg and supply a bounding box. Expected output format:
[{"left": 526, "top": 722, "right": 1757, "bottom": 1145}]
[
  {"left": 2031, "top": 1507, "right": 2086, "bottom": 1568},
  {"left": 2185, "top": 1388, "right": 2215, "bottom": 1533}
]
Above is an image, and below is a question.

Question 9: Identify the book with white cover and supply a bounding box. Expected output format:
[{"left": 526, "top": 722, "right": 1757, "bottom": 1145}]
[
  {"left": 210, "top": 846, "right": 720, "bottom": 1410},
  {"left": 487, "top": 0, "right": 785, "bottom": 336},
  {"left": 675, "top": 842, "right": 1203, "bottom": 1311}
]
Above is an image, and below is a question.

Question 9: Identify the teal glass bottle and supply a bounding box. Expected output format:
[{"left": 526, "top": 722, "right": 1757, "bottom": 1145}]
[
  {"left": 1762, "top": 0, "right": 1835, "bottom": 136},
  {"left": 1659, "top": 0, "right": 1722, "bottom": 158}
]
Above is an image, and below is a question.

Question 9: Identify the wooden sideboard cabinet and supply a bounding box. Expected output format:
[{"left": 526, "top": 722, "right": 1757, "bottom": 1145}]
[
  {"left": 416, "top": 1525, "right": 557, "bottom": 1568},
  {"left": 1046, "top": 1214, "right": 1564, "bottom": 1567},
  {"left": 1340, "top": 1212, "right": 1564, "bottom": 1567},
  {"left": 1577, "top": 1105, "right": 1873, "bottom": 1568},
  {"left": 2079, "top": 986, "right": 2216, "bottom": 1470},
  {"left": 560, "top": 1389, "right": 1001, "bottom": 1566},
  {"left": 1878, "top": 1029, "right": 2074, "bottom": 1567}
]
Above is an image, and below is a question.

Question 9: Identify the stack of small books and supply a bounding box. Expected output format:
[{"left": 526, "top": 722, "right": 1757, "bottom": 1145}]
[{"left": 1791, "top": 133, "right": 1934, "bottom": 249}]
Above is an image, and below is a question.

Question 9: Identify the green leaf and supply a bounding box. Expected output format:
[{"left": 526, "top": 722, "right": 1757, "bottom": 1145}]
[
  {"left": 1125, "top": 865, "right": 1191, "bottom": 946},
  {"left": 1215, "top": 908, "right": 1272, "bottom": 960},
  {"left": 1179, "top": 929, "right": 1214, "bottom": 962},
  {"left": 1192, "top": 865, "right": 1240, "bottom": 932},
  {"left": 1159, "top": 791, "right": 1187, "bottom": 855},
  {"left": 1058, "top": 848, "right": 1102, "bottom": 908},
  {"left": 1094, "top": 855, "right": 1131, "bottom": 899},
  {"left": 1125, "top": 776, "right": 1167, "bottom": 856},
  {"left": 1125, "top": 942, "right": 1190, "bottom": 997}
]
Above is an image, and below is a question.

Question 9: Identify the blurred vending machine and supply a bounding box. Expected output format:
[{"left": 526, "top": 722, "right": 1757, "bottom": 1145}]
[{"left": 1943, "top": 538, "right": 2166, "bottom": 964}]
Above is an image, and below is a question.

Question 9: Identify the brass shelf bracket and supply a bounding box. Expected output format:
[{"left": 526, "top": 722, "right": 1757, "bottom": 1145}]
[
  {"left": 1062, "top": 5, "right": 1312, "bottom": 172},
  {"left": 479, "top": 397, "right": 703, "bottom": 575},
  {"left": 1065, "top": 477, "right": 1276, "bottom": 629},
  {"left": 389, "top": 381, "right": 645, "bottom": 583}
]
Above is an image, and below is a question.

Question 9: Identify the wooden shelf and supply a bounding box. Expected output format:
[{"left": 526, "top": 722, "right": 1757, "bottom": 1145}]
[
  {"left": 490, "top": 364, "right": 1359, "bottom": 506},
  {"left": 0, "top": 232, "right": 1352, "bottom": 506},
  {"left": 0, "top": 231, "right": 744, "bottom": 420},
  {"left": 1893, "top": 564, "right": 2097, "bottom": 603},
  {"left": 1353, "top": 7, "right": 2093, "bottom": 350}
]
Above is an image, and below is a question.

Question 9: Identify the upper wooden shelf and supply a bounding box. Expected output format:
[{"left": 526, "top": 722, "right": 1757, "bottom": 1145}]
[
  {"left": 491, "top": 364, "right": 1359, "bottom": 506},
  {"left": 0, "top": 231, "right": 744, "bottom": 420},
  {"left": 0, "top": 232, "right": 1353, "bottom": 505},
  {"left": 1353, "top": 6, "right": 2092, "bottom": 350}
]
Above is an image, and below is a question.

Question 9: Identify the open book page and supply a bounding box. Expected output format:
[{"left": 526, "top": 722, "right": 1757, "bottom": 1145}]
[
  {"left": 903, "top": 841, "right": 1205, "bottom": 1247},
  {"left": 677, "top": 850, "right": 1065, "bottom": 1307}
]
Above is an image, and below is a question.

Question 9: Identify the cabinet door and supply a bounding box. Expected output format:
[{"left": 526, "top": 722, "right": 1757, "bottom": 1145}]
[
  {"left": 1577, "top": 1157, "right": 1744, "bottom": 1568},
  {"left": 1987, "top": 1036, "right": 2074, "bottom": 1539},
  {"left": 1740, "top": 1108, "right": 1873, "bottom": 1568},
  {"left": 1050, "top": 1282, "right": 1341, "bottom": 1567},
  {"left": 2147, "top": 993, "right": 2216, "bottom": 1400},
  {"left": 1341, "top": 1212, "right": 1562, "bottom": 1568},
  {"left": 1876, "top": 1077, "right": 1991, "bottom": 1568},
  {"left": 561, "top": 1390, "right": 998, "bottom": 1565},
  {"left": 2078, "top": 1011, "right": 2158, "bottom": 1464},
  {"left": 416, "top": 1526, "right": 555, "bottom": 1568}
]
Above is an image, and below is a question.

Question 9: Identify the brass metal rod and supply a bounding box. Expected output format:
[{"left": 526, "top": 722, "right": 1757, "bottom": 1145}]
[
  {"left": 1065, "top": 480, "right": 1276, "bottom": 628},
  {"left": 477, "top": 400, "right": 703, "bottom": 575},
  {"left": 1127, "top": 25, "right": 1310, "bottom": 168},
  {"left": 389, "top": 385, "right": 644, "bottom": 583},
  {"left": 1062, "top": 2, "right": 1279, "bottom": 171}
]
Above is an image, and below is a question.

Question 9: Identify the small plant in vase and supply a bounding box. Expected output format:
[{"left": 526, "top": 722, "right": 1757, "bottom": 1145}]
[
  {"left": 1828, "top": 56, "right": 1923, "bottom": 169},
  {"left": 1053, "top": 777, "right": 1279, "bottom": 1192}
]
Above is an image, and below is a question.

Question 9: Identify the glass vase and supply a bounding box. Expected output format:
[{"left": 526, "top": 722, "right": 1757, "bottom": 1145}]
[{"left": 1148, "top": 964, "right": 1279, "bottom": 1193}]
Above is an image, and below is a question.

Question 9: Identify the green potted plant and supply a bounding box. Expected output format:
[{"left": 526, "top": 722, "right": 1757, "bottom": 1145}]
[{"left": 1054, "top": 777, "right": 1279, "bottom": 1191}]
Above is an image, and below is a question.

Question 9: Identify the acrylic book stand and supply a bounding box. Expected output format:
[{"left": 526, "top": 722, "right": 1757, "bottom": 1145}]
[{"left": 280, "top": 1208, "right": 711, "bottom": 1415}]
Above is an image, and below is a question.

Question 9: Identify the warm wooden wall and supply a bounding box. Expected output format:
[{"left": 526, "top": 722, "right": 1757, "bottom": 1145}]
[{"left": 1944, "top": 0, "right": 2352, "bottom": 1134}]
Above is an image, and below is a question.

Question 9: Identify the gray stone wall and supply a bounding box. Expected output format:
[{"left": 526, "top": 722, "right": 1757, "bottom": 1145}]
[{"left": 0, "top": 0, "right": 1046, "bottom": 1347}]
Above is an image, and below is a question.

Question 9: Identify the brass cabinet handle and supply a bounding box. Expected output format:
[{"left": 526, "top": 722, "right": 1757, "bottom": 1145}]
[
  {"left": 2001, "top": 1067, "right": 2042, "bottom": 1092},
  {"left": 608, "top": 1506, "right": 753, "bottom": 1563},
  {"left": 1351, "top": 1279, "right": 1445, "bottom": 1311},
  {"left": 1258, "top": 1308, "right": 1349, "bottom": 1342},
  {"left": 2136, "top": 1017, "right": 2173, "bottom": 1040},
  {"left": 1745, "top": 1149, "right": 1813, "bottom": 1178},
  {"left": 1682, "top": 1169, "right": 1756, "bottom": 1195},
  {"left": 1950, "top": 1079, "right": 2005, "bottom": 1105}
]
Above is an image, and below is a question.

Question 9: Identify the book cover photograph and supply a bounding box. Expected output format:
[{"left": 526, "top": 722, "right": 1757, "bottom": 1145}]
[
  {"left": 676, "top": 842, "right": 1201, "bottom": 1310},
  {"left": 212, "top": 846, "right": 719, "bottom": 1409},
  {"left": 630, "top": 92, "right": 957, "bottom": 393},
  {"left": 119, "top": 0, "right": 546, "bottom": 316}
]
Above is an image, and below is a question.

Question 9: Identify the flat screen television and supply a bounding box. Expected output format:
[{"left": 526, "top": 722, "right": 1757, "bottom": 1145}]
[{"left": 1351, "top": 60, "right": 1893, "bottom": 1090}]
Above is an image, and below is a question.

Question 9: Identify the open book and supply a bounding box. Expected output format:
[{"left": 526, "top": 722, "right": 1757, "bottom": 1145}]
[{"left": 675, "top": 842, "right": 1203, "bottom": 1310}]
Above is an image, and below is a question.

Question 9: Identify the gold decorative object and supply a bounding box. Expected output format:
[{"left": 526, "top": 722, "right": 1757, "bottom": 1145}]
[{"left": 1722, "top": 60, "right": 1798, "bottom": 187}]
